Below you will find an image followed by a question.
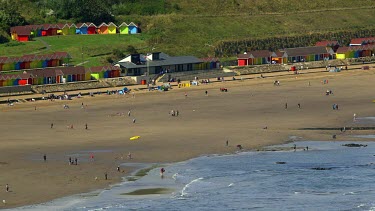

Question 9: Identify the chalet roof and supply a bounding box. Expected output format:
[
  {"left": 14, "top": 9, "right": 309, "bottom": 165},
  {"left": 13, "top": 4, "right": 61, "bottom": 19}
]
[
  {"left": 86, "top": 22, "right": 97, "bottom": 27},
  {"left": 350, "top": 37, "right": 375, "bottom": 45},
  {"left": 315, "top": 40, "right": 339, "bottom": 47},
  {"left": 237, "top": 50, "right": 276, "bottom": 59},
  {"left": 0, "top": 52, "right": 70, "bottom": 64},
  {"left": 200, "top": 57, "right": 219, "bottom": 62},
  {"left": 57, "top": 23, "right": 69, "bottom": 29},
  {"left": 10, "top": 26, "right": 31, "bottom": 36},
  {"left": 250, "top": 50, "right": 273, "bottom": 58},
  {"left": 107, "top": 22, "right": 117, "bottom": 27},
  {"left": 98, "top": 22, "right": 108, "bottom": 27},
  {"left": 76, "top": 23, "right": 88, "bottom": 28},
  {"left": 336, "top": 47, "right": 350, "bottom": 53},
  {"left": 0, "top": 57, "right": 8, "bottom": 63},
  {"left": 128, "top": 22, "right": 137, "bottom": 27},
  {"left": 118, "top": 22, "right": 128, "bottom": 27},
  {"left": 283, "top": 46, "right": 332, "bottom": 56},
  {"left": 89, "top": 65, "right": 120, "bottom": 73},
  {"left": 237, "top": 53, "right": 251, "bottom": 59},
  {"left": 117, "top": 53, "right": 201, "bottom": 69},
  {"left": 274, "top": 50, "right": 286, "bottom": 57}
]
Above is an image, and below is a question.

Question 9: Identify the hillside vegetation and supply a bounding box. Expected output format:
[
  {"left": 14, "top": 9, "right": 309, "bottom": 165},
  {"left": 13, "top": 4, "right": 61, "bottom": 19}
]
[{"left": 2, "top": 0, "right": 375, "bottom": 66}]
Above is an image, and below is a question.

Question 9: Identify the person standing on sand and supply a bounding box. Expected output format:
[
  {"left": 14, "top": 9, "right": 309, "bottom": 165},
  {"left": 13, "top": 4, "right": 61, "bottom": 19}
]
[
  {"left": 353, "top": 113, "right": 356, "bottom": 121},
  {"left": 105, "top": 173, "right": 108, "bottom": 180},
  {"left": 69, "top": 157, "right": 72, "bottom": 165},
  {"left": 160, "top": 168, "right": 165, "bottom": 178},
  {"left": 5, "top": 184, "right": 9, "bottom": 192},
  {"left": 117, "top": 166, "right": 120, "bottom": 172},
  {"left": 85, "top": 123, "right": 88, "bottom": 130},
  {"left": 128, "top": 110, "right": 131, "bottom": 116},
  {"left": 51, "top": 123, "right": 54, "bottom": 129},
  {"left": 293, "top": 144, "right": 296, "bottom": 152},
  {"left": 128, "top": 152, "right": 132, "bottom": 159},
  {"left": 205, "top": 90, "right": 208, "bottom": 96},
  {"left": 43, "top": 154, "right": 47, "bottom": 162},
  {"left": 185, "top": 92, "right": 188, "bottom": 98},
  {"left": 298, "top": 103, "right": 301, "bottom": 109},
  {"left": 285, "top": 103, "right": 288, "bottom": 109},
  {"left": 132, "top": 118, "right": 136, "bottom": 123},
  {"left": 75, "top": 158, "right": 78, "bottom": 165}
]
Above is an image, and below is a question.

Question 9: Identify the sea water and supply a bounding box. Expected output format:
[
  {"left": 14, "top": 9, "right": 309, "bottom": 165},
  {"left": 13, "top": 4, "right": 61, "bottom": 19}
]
[{"left": 9, "top": 141, "right": 375, "bottom": 211}]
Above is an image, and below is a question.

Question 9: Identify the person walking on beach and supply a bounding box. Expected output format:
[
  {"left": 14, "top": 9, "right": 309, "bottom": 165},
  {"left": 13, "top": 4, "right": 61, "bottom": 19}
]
[
  {"left": 51, "top": 123, "right": 54, "bottom": 129},
  {"left": 298, "top": 103, "right": 301, "bottom": 109},
  {"left": 105, "top": 173, "right": 108, "bottom": 180},
  {"left": 285, "top": 103, "right": 288, "bottom": 109},
  {"left": 132, "top": 118, "right": 136, "bottom": 123},
  {"left": 226, "top": 140, "right": 229, "bottom": 146},
  {"left": 293, "top": 144, "right": 296, "bottom": 152},
  {"left": 43, "top": 154, "right": 47, "bottom": 162},
  {"left": 69, "top": 157, "right": 72, "bottom": 165},
  {"left": 160, "top": 168, "right": 165, "bottom": 178},
  {"left": 117, "top": 166, "right": 120, "bottom": 172},
  {"left": 85, "top": 123, "right": 88, "bottom": 130},
  {"left": 184, "top": 92, "right": 188, "bottom": 98},
  {"left": 128, "top": 152, "right": 132, "bottom": 159},
  {"left": 353, "top": 113, "right": 357, "bottom": 121},
  {"left": 5, "top": 184, "right": 9, "bottom": 192},
  {"left": 128, "top": 110, "right": 131, "bottom": 116},
  {"left": 205, "top": 90, "right": 208, "bottom": 96},
  {"left": 75, "top": 158, "right": 78, "bottom": 165}
]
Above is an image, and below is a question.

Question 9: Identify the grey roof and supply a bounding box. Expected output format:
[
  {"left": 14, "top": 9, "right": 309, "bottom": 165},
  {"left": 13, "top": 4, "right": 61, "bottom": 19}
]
[
  {"left": 283, "top": 46, "right": 331, "bottom": 57},
  {"left": 117, "top": 53, "right": 201, "bottom": 69}
]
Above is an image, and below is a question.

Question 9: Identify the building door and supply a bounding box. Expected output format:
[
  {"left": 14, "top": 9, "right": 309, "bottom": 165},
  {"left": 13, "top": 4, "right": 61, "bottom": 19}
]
[
  {"left": 134, "top": 68, "right": 141, "bottom": 76},
  {"left": 187, "top": 64, "right": 193, "bottom": 71},
  {"left": 155, "top": 66, "right": 163, "bottom": 74}
]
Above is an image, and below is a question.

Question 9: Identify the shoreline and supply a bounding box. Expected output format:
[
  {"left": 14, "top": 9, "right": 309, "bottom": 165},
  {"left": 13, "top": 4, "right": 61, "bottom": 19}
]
[{"left": 1, "top": 67, "right": 375, "bottom": 208}]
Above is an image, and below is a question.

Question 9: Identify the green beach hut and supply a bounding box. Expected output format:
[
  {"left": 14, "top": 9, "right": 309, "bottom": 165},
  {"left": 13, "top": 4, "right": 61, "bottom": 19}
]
[{"left": 118, "top": 22, "right": 129, "bottom": 34}]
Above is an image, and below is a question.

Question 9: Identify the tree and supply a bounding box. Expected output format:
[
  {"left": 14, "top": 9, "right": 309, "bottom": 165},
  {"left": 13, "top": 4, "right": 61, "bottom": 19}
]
[
  {"left": 71, "top": 0, "right": 114, "bottom": 25},
  {"left": 0, "top": 1, "right": 26, "bottom": 32}
]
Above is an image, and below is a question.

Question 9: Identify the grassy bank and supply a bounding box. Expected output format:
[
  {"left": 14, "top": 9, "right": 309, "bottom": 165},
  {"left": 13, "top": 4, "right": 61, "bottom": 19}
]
[{"left": 2, "top": 1, "right": 375, "bottom": 66}]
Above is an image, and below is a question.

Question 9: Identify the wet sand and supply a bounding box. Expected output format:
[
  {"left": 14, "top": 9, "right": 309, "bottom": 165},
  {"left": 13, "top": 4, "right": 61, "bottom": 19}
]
[{"left": 1, "top": 67, "right": 375, "bottom": 208}]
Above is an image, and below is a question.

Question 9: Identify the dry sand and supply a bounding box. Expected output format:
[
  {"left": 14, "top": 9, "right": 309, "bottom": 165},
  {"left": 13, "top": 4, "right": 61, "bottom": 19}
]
[{"left": 1, "top": 67, "right": 375, "bottom": 208}]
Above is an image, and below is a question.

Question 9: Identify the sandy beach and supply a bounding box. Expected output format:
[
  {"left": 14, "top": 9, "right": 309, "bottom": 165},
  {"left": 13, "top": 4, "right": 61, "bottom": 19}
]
[{"left": 1, "top": 66, "right": 375, "bottom": 208}]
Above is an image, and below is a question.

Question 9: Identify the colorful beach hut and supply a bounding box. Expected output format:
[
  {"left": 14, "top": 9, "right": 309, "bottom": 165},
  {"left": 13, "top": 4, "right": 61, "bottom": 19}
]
[
  {"left": 10, "top": 26, "right": 31, "bottom": 41},
  {"left": 87, "top": 23, "right": 97, "bottom": 34},
  {"left": 76, "top": 23, "right": 88, "bottom": 34},
  {"left": 57, "top": 23, "right": 70, "bottom": 35},
  {"left": 107, "top": 22, "right": 117, "bottom": 34},
  {"left": 118, "top": 22, "right": 129, "bottom": 34},
  {"left": 128, "top": 22, "right": 138, "bottom": 34},
  {"left": 97, "top": 23, "right": 108, "bottom": 34},
  {"left": 68, "top": 23, "right": 77, "bottom": 35}
]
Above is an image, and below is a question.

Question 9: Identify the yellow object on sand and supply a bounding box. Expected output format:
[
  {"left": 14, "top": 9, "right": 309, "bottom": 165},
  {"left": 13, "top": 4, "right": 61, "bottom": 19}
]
[
  {"left": 372, "top": 100, "right": 375, "bottom": 103},
  {"left": 130, "top": 136, "right": 141, "bottom": 140}
]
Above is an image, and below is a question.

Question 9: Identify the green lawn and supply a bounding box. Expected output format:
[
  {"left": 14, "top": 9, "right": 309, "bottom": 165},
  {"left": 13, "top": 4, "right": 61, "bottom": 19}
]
[
  {"left": 0, "top": 34, "right": 149, "bottom": 67},
  {"left": 2, "top": 4, "right": 375, "bottom": 66}
]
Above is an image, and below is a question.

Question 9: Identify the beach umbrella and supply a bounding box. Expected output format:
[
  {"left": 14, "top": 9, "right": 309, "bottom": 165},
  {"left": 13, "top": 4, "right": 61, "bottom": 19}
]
[{"left": 130, "top": 136, "right": 141, "bottom": 141}]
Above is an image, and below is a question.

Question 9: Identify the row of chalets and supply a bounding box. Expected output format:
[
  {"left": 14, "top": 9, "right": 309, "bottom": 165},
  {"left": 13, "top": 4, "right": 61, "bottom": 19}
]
[{"left": 10, "top": 22, "right": 140, "bottom": 42}]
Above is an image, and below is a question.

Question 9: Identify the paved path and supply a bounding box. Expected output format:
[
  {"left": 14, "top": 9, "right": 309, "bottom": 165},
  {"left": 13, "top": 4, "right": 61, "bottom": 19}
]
[{"left": 0, "top": 63, "right": 371, "bottom": 102}]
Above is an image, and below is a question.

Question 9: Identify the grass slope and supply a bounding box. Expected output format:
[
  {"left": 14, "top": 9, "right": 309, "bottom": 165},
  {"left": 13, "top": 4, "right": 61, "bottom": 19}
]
[
  {"left": 2, "top": 0, "right": 375, "bottom": 66},
  {"left": 0, "top": 34, "right": 148, "bottom": 66}
]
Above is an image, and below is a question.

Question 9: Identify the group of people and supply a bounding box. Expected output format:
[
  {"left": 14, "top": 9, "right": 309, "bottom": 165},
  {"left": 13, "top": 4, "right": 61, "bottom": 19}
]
[
  {"left": 170, "top": 110, "right": 179, "bottom": 117},
  {"left": 68, "top": 157, "right": 78, "bottom": 165}
]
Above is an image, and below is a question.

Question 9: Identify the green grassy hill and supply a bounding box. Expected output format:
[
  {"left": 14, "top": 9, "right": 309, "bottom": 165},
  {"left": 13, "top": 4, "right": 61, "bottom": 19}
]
[{"left": 2, "top": 0, "right": 375, "bottom": 66}]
